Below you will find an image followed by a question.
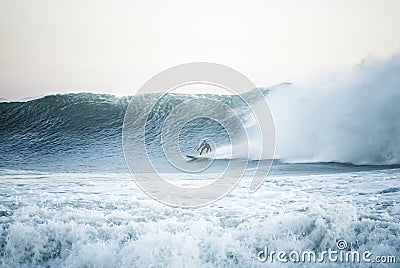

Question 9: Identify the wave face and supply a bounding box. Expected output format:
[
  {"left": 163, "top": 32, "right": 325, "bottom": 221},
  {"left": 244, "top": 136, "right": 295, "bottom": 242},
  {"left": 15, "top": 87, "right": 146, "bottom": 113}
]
[
  {"left": 1, "top": 56, "right": 399, "bottom": 171},
  {"left": 0, "top": 94, "right": 130, "bottom": 172},
  {"left": 0, "top": 93, "right": 252, "bottom": 172}
]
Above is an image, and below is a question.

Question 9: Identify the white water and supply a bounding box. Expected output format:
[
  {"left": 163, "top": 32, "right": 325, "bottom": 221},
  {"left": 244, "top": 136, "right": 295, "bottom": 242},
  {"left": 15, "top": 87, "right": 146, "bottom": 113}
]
[
  {"left": 265, "top": 56, "right": 400, "bottom": 165},
  {"left": 1, "top": 167, "right": 399, "bottom": 267}
]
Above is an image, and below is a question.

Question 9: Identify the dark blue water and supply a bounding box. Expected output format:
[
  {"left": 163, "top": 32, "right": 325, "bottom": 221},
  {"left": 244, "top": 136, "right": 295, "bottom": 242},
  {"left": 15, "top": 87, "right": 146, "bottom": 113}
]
[
  {"left": 0, "top": 93, "right": 241, "bottom": 173},
  {"left": 1, "top": 93, "right": 398, "bottom": 175}
]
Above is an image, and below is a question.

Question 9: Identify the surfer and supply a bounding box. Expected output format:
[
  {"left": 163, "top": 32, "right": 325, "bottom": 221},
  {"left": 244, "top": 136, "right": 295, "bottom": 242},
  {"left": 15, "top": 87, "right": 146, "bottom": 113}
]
[{"left": 197, "top": 140, "right": 211, "bottom": 155}]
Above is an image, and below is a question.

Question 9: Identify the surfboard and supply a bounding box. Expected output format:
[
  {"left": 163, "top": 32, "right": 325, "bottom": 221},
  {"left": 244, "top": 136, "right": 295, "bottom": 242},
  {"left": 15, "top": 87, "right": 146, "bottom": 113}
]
[
  {"left": 186, "top": 155, "right": 199, "bottom": 161},
  {"left": 186, "top": 154, "right": 212, "bottom": 161}
]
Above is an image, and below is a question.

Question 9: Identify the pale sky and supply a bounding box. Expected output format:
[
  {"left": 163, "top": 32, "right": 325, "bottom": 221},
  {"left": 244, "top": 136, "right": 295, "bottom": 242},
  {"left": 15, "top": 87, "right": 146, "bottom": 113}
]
[{"left": 0, "top": 0, "right": 399, "bottom": 100}]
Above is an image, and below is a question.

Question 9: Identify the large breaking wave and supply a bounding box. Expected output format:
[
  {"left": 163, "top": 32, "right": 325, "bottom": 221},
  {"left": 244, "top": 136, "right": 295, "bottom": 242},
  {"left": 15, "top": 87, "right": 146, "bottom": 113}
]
[
  {"left": 0, "top": 92, "right": 259, "bottom": 172},
  {"left": 0, "top": 55, "right": 399, "bottom": 171}
]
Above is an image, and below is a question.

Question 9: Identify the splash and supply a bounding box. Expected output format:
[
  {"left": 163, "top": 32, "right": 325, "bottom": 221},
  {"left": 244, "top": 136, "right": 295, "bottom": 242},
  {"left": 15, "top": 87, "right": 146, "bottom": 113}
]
[{"left": 267, "top": 55, "right": 400, "bottom": 165}]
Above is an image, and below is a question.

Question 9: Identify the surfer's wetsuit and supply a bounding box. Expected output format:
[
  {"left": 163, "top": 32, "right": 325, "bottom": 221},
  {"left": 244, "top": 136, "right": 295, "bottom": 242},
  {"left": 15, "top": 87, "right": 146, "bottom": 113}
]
[{"left": 197, "top": 141, "right": 211, "bottom": 155}]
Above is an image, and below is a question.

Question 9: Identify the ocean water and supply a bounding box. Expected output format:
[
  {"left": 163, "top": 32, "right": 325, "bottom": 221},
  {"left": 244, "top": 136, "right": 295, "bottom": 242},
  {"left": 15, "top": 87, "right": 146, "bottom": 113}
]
[
  {"left": 1, "top": 57, "right": 400, "bottom": 267},
  {"left": 0, "top": 166, "right": 399, "bottom": 267}
]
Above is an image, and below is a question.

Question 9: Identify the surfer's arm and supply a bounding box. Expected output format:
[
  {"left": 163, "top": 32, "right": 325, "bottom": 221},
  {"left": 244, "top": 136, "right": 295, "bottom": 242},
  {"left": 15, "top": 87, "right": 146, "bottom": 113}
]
[{"left": 197, "top": 143, "right": 204, "bottom": 151}]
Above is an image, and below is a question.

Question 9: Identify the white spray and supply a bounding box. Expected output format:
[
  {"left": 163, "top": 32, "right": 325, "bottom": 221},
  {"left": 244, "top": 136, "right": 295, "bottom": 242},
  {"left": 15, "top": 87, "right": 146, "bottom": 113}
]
[{"left": 267, "top": 55, "right": 400, "bottom": 165}]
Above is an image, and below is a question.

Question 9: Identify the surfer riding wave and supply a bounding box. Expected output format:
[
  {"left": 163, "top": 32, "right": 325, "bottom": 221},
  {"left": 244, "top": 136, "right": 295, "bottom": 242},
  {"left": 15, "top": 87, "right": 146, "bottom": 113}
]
[{"left": 197, "top": 140, "right": 212, "bottom": 155}]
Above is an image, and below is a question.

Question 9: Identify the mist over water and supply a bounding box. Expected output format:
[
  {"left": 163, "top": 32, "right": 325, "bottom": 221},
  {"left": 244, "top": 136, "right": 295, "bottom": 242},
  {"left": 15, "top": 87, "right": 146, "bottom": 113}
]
[{"left": 268, "top": 56, "right": 400, "bottom": 165}]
